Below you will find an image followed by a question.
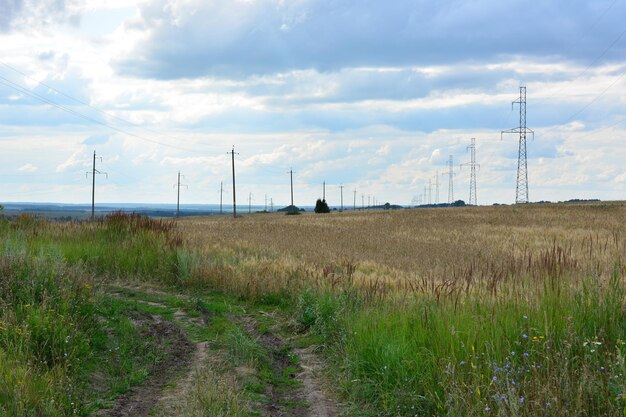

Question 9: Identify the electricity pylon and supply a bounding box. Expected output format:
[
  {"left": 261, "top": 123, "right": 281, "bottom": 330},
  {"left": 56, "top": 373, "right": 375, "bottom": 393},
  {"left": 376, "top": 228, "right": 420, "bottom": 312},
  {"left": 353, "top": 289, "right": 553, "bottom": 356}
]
[
  {"left": 460, "top": 138, "right": 480, "bottom": 205},
  {"left": 502, "top": 86, "right": 534, "bottom": 204},
  {"left": 446, "top": 155, "right": 456, "bottom": 204}
]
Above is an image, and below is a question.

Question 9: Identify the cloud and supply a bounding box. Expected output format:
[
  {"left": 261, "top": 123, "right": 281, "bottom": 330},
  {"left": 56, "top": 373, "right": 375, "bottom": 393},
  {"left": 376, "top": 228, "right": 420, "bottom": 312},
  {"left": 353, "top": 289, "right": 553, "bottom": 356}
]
[
  {"left": 376, "top": 144, "right": 390, "bottom": 156},
  {"left": 0, "top": 0, "right": 82, "bottom": 32},
  {"left": 83, "top": 134, "right": 110, "bottom": 145},
  {"left": 56, "top": 147, "right": 88, "bottom": 172},
  {"left": 18, "top": 163, "right": 38, "bottom": 172},
  {"left": 115, "top": 0, "right": 626, "bottom": 79}
]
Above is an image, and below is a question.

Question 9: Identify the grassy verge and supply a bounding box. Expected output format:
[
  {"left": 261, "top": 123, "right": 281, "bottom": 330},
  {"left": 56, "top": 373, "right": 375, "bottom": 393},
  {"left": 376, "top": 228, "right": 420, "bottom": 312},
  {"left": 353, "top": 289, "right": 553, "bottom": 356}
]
[{"left": 0, "top": 213, "right": 186, "bottom": 416}]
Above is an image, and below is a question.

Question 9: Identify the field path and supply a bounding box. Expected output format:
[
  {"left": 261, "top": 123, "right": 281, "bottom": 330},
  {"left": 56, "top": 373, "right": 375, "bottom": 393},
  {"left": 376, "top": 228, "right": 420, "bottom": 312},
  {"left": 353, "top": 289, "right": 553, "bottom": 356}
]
[
  {"left": 238, "top": 316, "right": 341, "bottom": 417},
  {"left": 96, "top": 286, "right": 341, "bottom": 417},
  {"left": 94, "top": 311, "right": 197, "bottom": 417}
]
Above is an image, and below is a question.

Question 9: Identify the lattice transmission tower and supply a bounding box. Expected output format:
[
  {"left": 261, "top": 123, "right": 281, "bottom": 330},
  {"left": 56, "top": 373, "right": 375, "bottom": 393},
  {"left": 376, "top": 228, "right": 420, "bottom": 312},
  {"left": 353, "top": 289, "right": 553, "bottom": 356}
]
[
  {"left": 460, "top": 138, "right": 479, "bottom": 205},
  {"left": 446, "top": 155, "right": 456, "bottom": 204},
  {"left": 502, "top": 86, "right": 534, "bottom": 204}
]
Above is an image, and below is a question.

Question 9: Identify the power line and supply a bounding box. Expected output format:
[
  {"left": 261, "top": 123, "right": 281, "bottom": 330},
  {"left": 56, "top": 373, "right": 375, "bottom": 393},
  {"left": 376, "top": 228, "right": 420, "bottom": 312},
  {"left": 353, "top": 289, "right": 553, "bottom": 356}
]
[
  {"left": 287, "top": 169, "right": 295, "bottom": 208},
  {"left": 460, "top": 138, "right": 480, "bottom": 205},
  {"left": 502, "top": 86, "right": 534, "bottom": 204},
  {"left": 434, "top": 170, "right": 439, "bottom": 204},
  {"left": 219, "top": 181, "right": 224, "bottom": 214},
  {"left": 227, "top": 147, "right": 239, "bottom": 218},
  {"left": 173, "top": 171, "right": 188, "bottom": 218},
  {"left": 446, "top": 155, "right": 456, "bottom": 204},
  {"left": 86, "top": 150, "right": 107, "bottom": 219},
  {"left": 339, "top": 184, "right": 344, "bottom": 211},
  {"left": 0, "top": 61, "right": 215, "bottom": 152},
  {"left": 0, "top": 75, "right": 200, "bottom": 153}
]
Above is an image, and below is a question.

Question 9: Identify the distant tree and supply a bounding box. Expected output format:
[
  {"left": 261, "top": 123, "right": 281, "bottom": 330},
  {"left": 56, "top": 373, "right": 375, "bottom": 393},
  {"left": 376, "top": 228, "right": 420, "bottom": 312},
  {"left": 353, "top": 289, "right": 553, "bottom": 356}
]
[
  {"left": 384, "top": 202, "right": 391, "bottom": 210},
  {"left": 452, "top": 200, "right": 466, "bottom": 207},
  {"left": 314, "top": 199, "right": 330, "bottom": 213}
]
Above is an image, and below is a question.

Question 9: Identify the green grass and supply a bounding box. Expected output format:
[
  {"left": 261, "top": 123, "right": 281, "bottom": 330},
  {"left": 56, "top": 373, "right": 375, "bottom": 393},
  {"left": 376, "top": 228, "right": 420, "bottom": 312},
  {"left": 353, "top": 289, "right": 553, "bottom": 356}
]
[
  {"left": 293, "top": 273, "right": 626, "bottom": 416},
  {"left": 0, "top": 213, "right": 189, "bottom": 416}
]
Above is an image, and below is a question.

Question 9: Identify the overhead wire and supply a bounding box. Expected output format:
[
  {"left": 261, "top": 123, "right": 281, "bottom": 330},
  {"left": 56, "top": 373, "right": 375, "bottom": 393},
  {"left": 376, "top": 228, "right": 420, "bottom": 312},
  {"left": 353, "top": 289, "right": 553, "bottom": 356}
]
[
  {"left": 0, "top": 72, "right": 203, "bottom": 153},
  {"left": 0, "top": 61, "right": 217, "bottom": 152}
]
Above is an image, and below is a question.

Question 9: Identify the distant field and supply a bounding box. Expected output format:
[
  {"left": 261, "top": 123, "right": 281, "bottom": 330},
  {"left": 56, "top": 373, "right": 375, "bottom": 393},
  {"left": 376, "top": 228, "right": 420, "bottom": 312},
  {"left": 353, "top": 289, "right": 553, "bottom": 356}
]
[{"left": 180, "top": 202, "right": 625, "bottom": 290}]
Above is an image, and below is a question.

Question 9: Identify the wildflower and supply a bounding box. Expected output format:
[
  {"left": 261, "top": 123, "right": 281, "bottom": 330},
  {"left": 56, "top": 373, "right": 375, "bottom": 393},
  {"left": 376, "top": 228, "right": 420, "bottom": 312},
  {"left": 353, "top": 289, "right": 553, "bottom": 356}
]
[
  {"left": 523, "top": 352, "right": 529, "bottom": 358},
  {"left": 522, "top": 333, "right": 528, "bottom": 339},
  {"left": 492, "top": 376, "right": 497, "bottom": 382},
  {"left": 523, "top": 315, "right": 528, "bottom": 319},
  {"left": 485, "top": 405, "right": 491, "bottom": 411},
  {"left": 519, "top": 396, "right": 525, "bottom": 404},
  {"left": 511, "top": 351, "right": 515, "bottom": 356},
  {"left": 546, "top": 402, "right": 551, "bottom": 408},
  {"left": 460, "top": 360, "right": 466, "bottom": 366}
]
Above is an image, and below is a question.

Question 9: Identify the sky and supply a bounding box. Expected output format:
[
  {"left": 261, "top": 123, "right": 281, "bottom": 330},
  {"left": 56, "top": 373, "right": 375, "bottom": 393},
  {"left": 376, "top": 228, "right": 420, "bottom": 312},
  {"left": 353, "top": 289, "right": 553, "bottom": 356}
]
[{"left": 0, "top": 0, "right": 624, "bottom": 207}]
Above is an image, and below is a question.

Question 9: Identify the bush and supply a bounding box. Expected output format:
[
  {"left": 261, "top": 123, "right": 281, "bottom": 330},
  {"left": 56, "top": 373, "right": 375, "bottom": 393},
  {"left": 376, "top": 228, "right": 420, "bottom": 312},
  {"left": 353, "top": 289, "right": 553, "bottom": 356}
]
[{"left": 314, "top": 199, "right": 330, "bottom": 214}]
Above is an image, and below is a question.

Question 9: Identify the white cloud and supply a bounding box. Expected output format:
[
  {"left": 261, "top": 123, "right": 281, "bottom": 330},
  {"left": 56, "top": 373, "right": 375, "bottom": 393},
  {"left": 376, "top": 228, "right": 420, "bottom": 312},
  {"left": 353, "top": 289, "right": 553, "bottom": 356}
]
[
  {"left": 376, "top": 145, "right": 390, "bottom": 156},
  {"left": 56, "top": 148, "right": 88, "bottom": 173},
  {"left": 18, "top": 163, "right": 38, "bottom": 172}
]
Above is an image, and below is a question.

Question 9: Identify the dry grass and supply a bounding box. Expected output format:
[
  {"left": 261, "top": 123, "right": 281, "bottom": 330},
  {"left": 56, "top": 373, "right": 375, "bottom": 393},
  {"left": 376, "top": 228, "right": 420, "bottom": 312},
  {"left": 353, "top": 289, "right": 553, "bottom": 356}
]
[{"left": 178, "top": 202, "right": 626, "bottom": 299}]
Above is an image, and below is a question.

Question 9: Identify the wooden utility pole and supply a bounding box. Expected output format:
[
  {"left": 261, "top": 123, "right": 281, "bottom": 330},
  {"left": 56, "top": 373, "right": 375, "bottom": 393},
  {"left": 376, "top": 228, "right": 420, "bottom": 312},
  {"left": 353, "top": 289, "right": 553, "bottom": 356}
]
[
  {"left": 219, "top": 181, "right": 223, "bottom": 214},
  {"left": 288, "top": 169, "right": 294, "bottom": 207},
  {"left": 339, "top": 184, "right": 344, "bottom": 211},
  {"left": 228, "top": 147, "right": 238, "bottom": 218},
  {"left": 87, "top": 151, "right": 106, "bottom": 220},
  {"left": 174, "top": 172, "right": 187, "bottom": 218}
]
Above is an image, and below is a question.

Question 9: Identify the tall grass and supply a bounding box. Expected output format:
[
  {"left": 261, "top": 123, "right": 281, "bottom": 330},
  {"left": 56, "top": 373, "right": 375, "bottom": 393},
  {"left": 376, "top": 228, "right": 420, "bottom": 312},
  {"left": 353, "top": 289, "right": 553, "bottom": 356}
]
[
  {"left": 0, "top": 252, "right": 96, "bottom": 415},
  {"left": 0, "top": 212, "right": 184, "bottom": 416},
  {"left": 178, "top": 203, "right": 626, "bottom": 416}
]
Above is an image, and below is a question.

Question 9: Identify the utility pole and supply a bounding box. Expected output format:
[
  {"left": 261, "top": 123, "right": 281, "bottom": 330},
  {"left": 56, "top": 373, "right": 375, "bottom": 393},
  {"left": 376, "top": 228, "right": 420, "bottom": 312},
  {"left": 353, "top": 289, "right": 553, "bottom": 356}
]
[
  {"left": 174, "top": 171, "right": 188, "bottom": 218},
  {"left": 434, "top": 170, "right": 440, "bottom": 204},
  {"left": 446, "top": 155, "right": 456, "bottom": 204},
  {"left": 502, "top": 86, "right": 534, "bottom": 204},
  {"left": 428, "top": 179, "right": 432, "bottom": 205},
  {"left": 323, "top": 181, "right": 326, "bottom": 201},
  {"left": 86, "top": 150, "right": 107, "bottom": 220},
  {"left": 361, "top": 194, "right": 364, "bottom": 209},
  {"left": 264, "top": 194, "right": 268, "bottom": 212},
  {"left": 353, "top": 189, "right": 357, "bottom": 210},
  {"left": 248, "top": 192, "right": 252, "bottom": 214},
  {"left": 219, "top": 181, "right": 223, "bottom": 214},
  {"left": 270, "top": 198, "right": 274, "bottom": 212},
  {"left": 460, "top": 138, "right": 480, "bottom": 205},
  {"left": 227, "top": 146, "right": 239, "bottom": 217},
  {"left": 339, "top": 184, "right": 344, "bottom": 211},
  {"left": 368, "top": 195, "right": 371, "bottom": 207},
  {"left": 288, "top": 169, "right": 295, "bottom": 207}
]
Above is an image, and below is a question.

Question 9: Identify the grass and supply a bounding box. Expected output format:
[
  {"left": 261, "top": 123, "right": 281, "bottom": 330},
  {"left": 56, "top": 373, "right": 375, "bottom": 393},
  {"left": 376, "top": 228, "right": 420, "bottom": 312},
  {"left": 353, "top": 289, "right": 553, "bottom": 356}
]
[
  {"left": 0, "top": 213, "right": 187, "bottom": 416},
  {"left": 177, "top": 202, "right": 626, "bottom": 416},
  {"left": 0, "top": 203, "right": 624, "bottom": 416}
]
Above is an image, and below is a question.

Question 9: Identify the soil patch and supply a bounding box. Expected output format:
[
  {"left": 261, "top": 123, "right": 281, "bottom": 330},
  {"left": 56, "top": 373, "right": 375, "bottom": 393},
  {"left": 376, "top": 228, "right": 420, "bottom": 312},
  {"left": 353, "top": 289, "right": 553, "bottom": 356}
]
[
  {"left": 238, "top": 317, "right": 341, "bottom": 417},
  {"left": 94, "top": 312, "right": 195, "bottom": 417}
]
